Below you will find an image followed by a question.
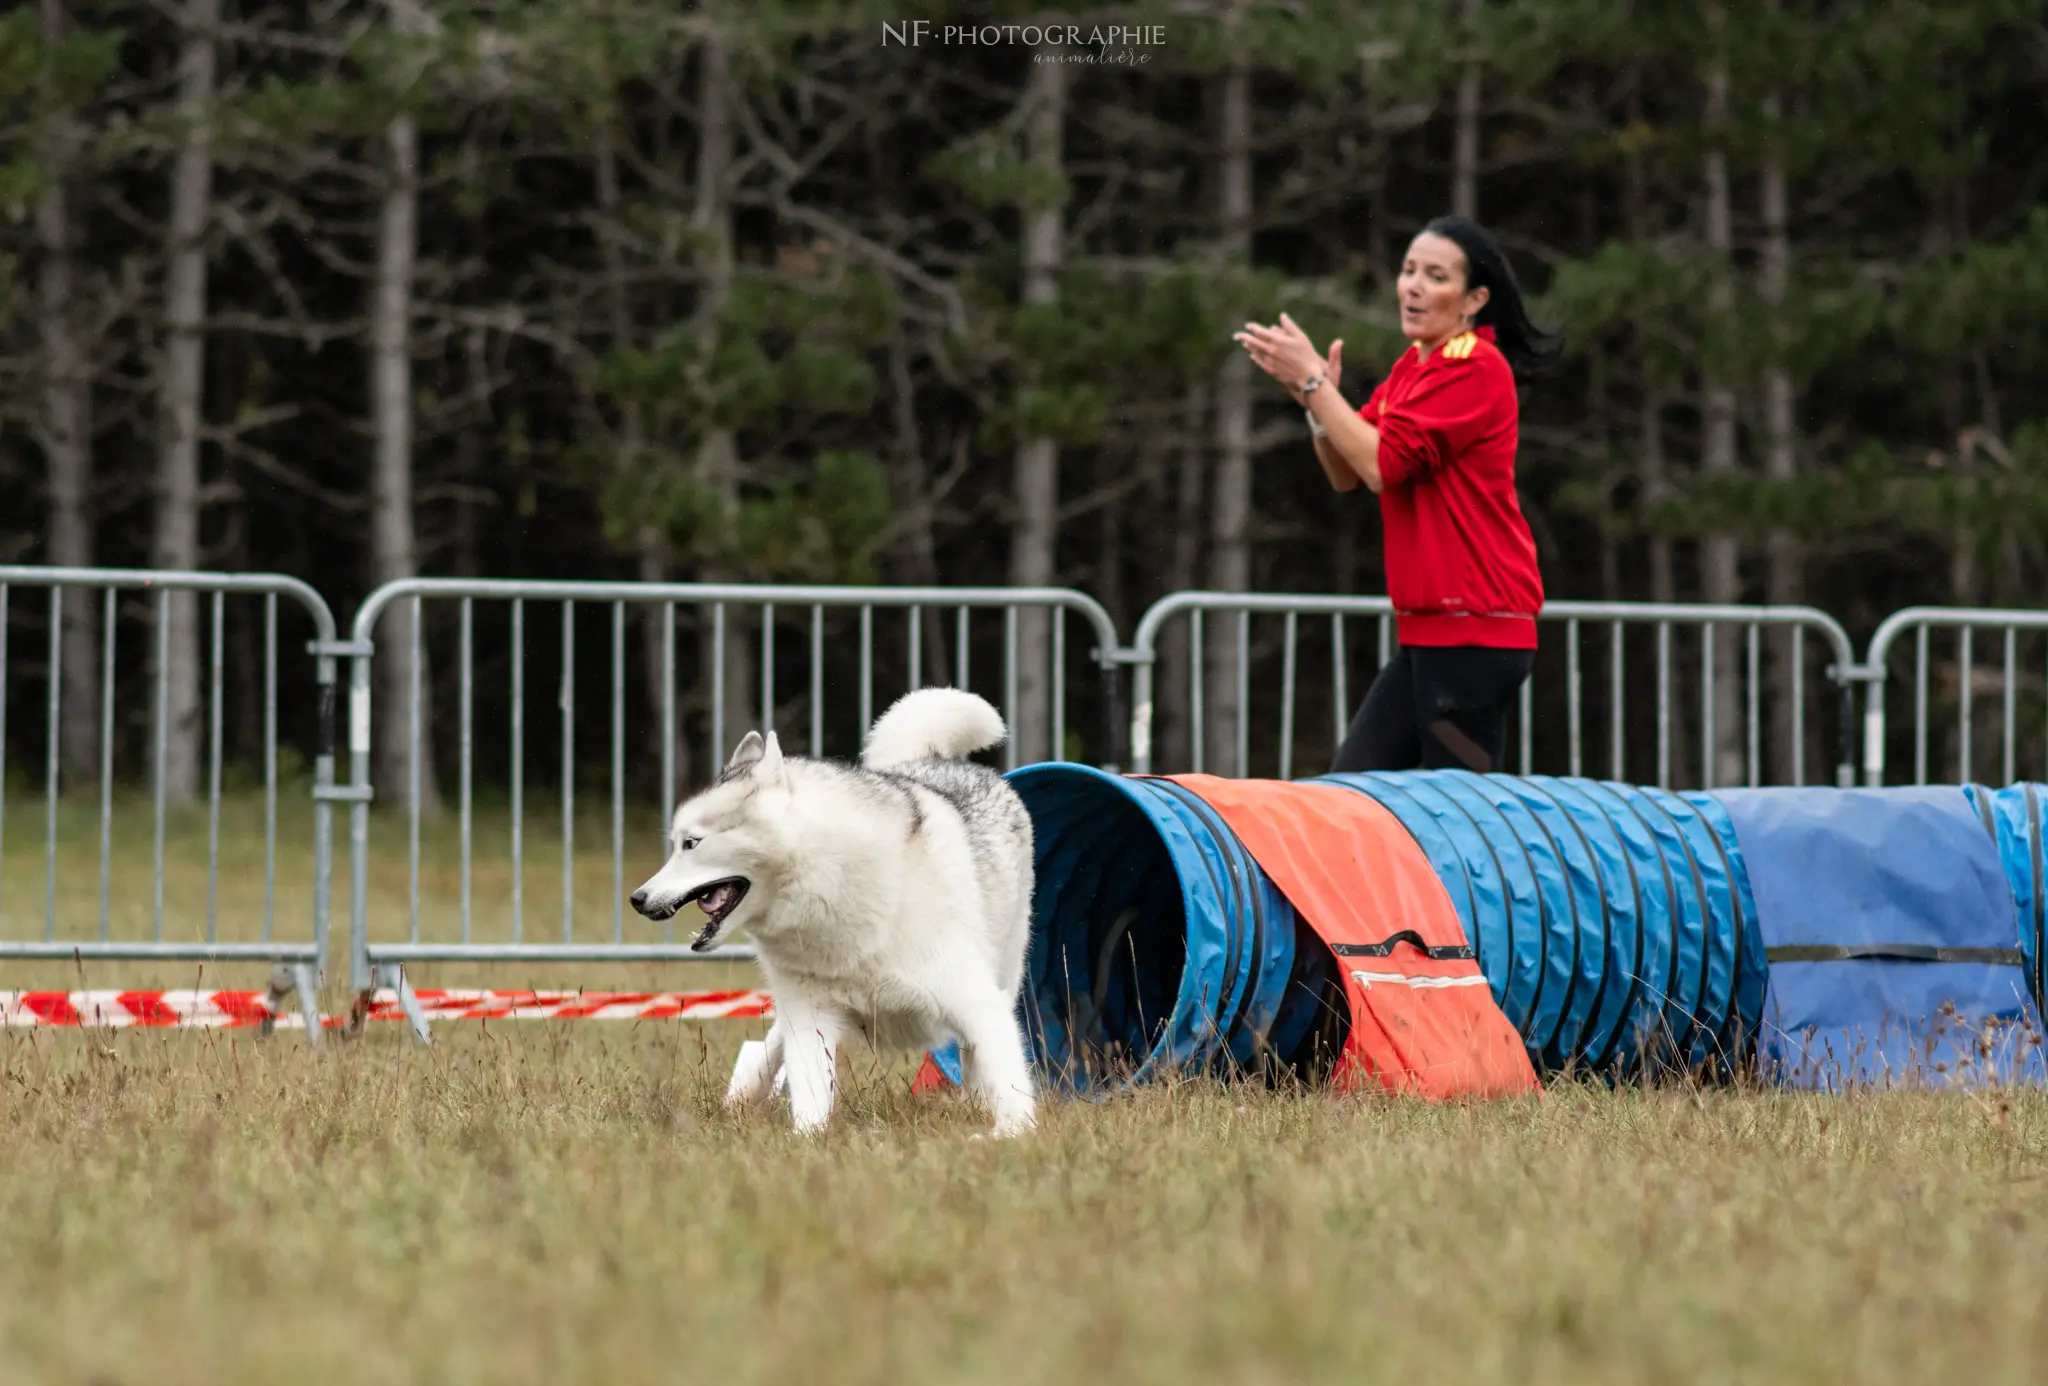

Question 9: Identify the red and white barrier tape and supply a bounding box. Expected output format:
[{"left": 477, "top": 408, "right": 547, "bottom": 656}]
[{"left": 0, "top": 988, "right": 774, "bottom": 1031}]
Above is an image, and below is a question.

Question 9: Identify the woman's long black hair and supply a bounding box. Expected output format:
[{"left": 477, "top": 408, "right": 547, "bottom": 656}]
[{"left": 1421, "top": 214, "right": 1563, "bottom": 379}]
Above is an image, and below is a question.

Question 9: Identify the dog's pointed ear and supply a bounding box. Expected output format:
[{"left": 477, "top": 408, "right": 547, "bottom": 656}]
[
  {"left": 758, "top": 730, "right": 786, "bottom": 782},
  {"left": 725, "top": 730, "right": 765, "bottom": 775}
]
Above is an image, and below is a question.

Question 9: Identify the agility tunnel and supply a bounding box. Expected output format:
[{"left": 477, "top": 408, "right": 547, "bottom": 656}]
[{"left": 981, "top": 766, "right": 2048, "bottom": 1098}]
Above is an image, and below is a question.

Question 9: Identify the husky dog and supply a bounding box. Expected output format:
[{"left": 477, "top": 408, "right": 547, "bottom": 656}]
[{"left": 629, "top": 687, "right": 1039, "bottom": 1138}]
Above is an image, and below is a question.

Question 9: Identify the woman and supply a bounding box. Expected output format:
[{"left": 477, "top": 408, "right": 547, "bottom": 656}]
[{"left": 1234, "top": 215, "right": 1559, "bottom": 774}]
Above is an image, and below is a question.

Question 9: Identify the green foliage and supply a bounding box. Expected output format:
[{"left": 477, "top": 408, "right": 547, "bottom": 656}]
[{"left": 0, "top": 0, "right": 2043, "bottom": 636}]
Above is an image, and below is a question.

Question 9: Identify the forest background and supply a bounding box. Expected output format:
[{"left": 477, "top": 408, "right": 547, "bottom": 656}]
[{"left": 2, "top": 0, "right": 2044, "bottom": 805}]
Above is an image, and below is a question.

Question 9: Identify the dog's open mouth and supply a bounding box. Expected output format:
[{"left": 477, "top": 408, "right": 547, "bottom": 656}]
[{"left": 685, "top": 877, "right": 750, "bottom": 951}]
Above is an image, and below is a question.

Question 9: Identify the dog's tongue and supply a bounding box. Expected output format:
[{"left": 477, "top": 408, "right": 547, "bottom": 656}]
[{"left": 701, "top": 883, "right": 735, "bottom": 918}]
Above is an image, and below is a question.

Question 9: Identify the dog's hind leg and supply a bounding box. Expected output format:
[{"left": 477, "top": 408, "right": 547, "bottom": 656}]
[
  {"left": 954, "top": 993, "right": 1038, "bottom": 1138},
  {"left": 726, "top": 1015, "right": 787, "bottom": 1109},
  {"left": 777, "top": 999, "right": 843, "bottom": 1134}
]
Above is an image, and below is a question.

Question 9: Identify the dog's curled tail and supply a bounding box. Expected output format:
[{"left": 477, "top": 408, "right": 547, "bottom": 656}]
[{"left": 862, "top": 687, "right": 1007, "bottom": 768}]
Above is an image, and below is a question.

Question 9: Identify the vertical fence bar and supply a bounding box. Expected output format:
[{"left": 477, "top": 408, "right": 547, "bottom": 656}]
[
  {"left": 99, "top": 589, "right": 115, "bottom": 941},
  {"left": 207, "top": 590, "right": 224, "bottom": 944},
  {"left": 263, "top": 594, "right": 277, "bottom": 941},
  {"left": 955, "top": 606, "right": 970, "bottom": 690},
  {"left": 1746, "top": 624, "right": 1760, "bottom": 787},
  {"left": 0, "top": 584, "right": 9, "bottom": 925},
  {"left": 712, "top": 603, "right": 727, "bottom": 762},
  {"left": 1791, "top": 626, "right": 1806, "bottom": 787},
  {"left": 907, "top": 605, "right": 921, "bottom": 689},
  {"left": 661, "top": 606, "right": 677, "bottom": 946},
  {"left": 561, "top": 599, "right": 575, "bottom": 943},
  {"left": 2004, "top": 626, "right": 2017, "bottom": 787},
  {"left": 1377, "top": 614, "right": 1391, "bottom": 668},
  {"left": 761, "top": 603, "right": 776, "bottom": 737},
  {"left": 660, "top": 603, "right": 675, "bottom": 814},
  {"left": 1960, "top": 626, "right": 1974, "bottom": 783},
  {"left": 1190, "top": 612, "right": 1205, "bottom": 776},
  {"left": 612, "top": 602, "right": 625, "bottom": 944},
  {"left": 1235, "top": 610, "right": 1250, "bottom": 779},
  {"left": 858, "top": 606, "right": 874, "bottom": 741},
  {"left": 1278, "top": 611, "right": 1297, "bottom": 779},
  {"left": 1656, "top": 621, "right": 1671, "bottom": 788},
  {"left": 1003, "top": 606, "right": 1019, "bottom": 771},
  {"left": 1700, "top": 622, "right": 1716, "bottom": 790},
  {"left": 810, "top": 604, "right": 825, "bottom": 759},
  {"left": 1566, "top": 618, "right": 1582, "bottom": 778},
  {"left": 1052, "top": 607, "right": 1066, "bottom": 762},
  {"left": 1914, "top": 625, "right": 1929, "bottom": 785},
  {"left": 1610, "top": 623, "right": 1625, "bottom": 782},
  {"left": 408, "top": 597, "right": 423, "bottom": 943},
  {"left": 44, "top": 587, "right": 61, "bottom": 942},
  {"left": 511, "top": 598, "right": 524, "bottom": 943},
  {"left": 461, "top": 599, "right": 473, "bottom": 945},
  {"left": 1518, "top": 676, "right": 1533, "bottom": 774},
  {"left": 1331, "top": 615, "right": 1348, "bottom": 751},
  {"left": 153, "top": 588, "right": 168, "bottom": 940}
]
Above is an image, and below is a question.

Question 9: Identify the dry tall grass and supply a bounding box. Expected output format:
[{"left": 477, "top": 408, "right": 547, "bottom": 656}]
[
  {"left": 2, "top": 1025, "right": 2046, "bottom": 1384},
  {"left": 3, "top": 790, "right": 2047, "bottom": 1383}
]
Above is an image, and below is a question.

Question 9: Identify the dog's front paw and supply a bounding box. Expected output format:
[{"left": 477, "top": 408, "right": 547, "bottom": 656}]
[{"left": 981, "top": 1112, "right": 1036, "bottom": 1140}]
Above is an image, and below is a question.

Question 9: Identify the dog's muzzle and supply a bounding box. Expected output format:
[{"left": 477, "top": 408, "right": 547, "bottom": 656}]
[{"left": 630, "top": 876, "right": 751, "bottom": 951}]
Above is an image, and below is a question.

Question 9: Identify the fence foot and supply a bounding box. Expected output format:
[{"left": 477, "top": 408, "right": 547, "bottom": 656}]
[
  {"left": 259, "top": 963, "right": 324, "bottom": 1047},
  {"left": 381, "top": 964, "right": 432, "bottom": 1046},
  {"left": 342, "top": 965, "right": 430, "bottom": 1044},
  {"left": 292, "top": 964, "right": 323, "bottom": 1048}
]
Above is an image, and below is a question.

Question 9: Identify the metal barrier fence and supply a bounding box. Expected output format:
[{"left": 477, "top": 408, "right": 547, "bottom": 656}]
[
  {"left": 12, "top": 559, "right": 2048, "bottom": 1041},
  {"left": 1126, "top": 592, "right": 1862, "bottom": 789},
  {"left": 0, "top": 566, "right": 339, "bottom": 1039},
  {"left": 339, "top": 579, "right": 1123, "bottom": 1032},
  {"left": 1857, "top": 607, "right": 2048, "bottom": 788}
]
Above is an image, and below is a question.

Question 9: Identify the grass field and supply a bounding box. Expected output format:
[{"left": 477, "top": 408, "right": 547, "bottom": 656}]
[{"left": 5, "top": 789, "right": 2048, "bottom": 1383}]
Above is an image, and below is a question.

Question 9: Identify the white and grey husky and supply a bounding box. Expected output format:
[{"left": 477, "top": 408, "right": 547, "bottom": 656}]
[{"left": 630, "top": 687, "right": 1038, "bottom": 1138}]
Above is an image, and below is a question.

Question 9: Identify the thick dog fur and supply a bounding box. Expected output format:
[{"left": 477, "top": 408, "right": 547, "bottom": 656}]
[{"left": 629, "top": 687, "right": 1038, "bottom": 1137}]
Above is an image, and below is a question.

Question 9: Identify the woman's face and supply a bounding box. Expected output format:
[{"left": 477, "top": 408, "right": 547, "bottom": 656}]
[{"left": 1398, "top": 232, "right": 1490, "bottom": 346}]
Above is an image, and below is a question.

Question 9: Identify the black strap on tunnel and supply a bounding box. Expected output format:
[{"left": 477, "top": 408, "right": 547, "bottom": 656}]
[
  {"left": 1765, "top": 943, "right": 2025, "bottom": 966},
  {"left": 1330, "top": 931, "right": 1474, "bottom": 961}
]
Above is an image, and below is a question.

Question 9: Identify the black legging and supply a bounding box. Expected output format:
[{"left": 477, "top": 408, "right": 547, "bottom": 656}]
[{"left": 1329, "top": 645, "right": 1535, "bottom": 774}]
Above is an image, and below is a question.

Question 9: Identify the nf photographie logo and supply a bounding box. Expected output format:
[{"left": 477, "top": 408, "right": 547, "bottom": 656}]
[{"left": 881, "top": 21, "right": 1166, "bottom": 63}]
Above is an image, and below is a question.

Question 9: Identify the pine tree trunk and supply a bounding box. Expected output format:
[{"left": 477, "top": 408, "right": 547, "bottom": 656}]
[
  {"left": 1626, "top": 84, "right": 1684, "bottom": 781},
  {"left": 39, "top": 0, "right": 96, "bottom": 789},
  {"left": 692, "top": 30, "right": 754, "bottom": 753},
  {"left": 152, "top": 0, "right": 216, "bottom": 807},
  {"left": 1160, "top": 386, "right": 1208, "bottom": 771},
  {"left": 887, "top": 325, "right": 949, "bottom": 690},
  {"left": 1699, "top": 20, "right": 1743, "bottom": 788},
  {"left": 594, "top": 126, "right": 684, "bottom": 796},
  {"left": 371, "top": 1, "right": 440, "bottom": 815},
  {"left": 1008, "top": 50, "right": 1067, "bottom": 764},
  {"left": 1759, "top": 119, "right": 1802, "bottom": 783},
  {"left": 1452, "top": 0, "right": 1482, "bottom": 218},
  {"left": 1206, "top": 27, "right": 1254, "bottom": 775}
]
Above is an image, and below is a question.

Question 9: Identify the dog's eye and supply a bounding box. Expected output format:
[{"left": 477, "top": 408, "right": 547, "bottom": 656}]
[{"left": 680, "top": 836, "right": 701, "bottom": 851}]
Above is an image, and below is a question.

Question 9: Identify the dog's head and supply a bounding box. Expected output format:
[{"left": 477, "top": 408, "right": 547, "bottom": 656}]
[{"left": 630, "top": 729, "right": 789, "bottom": 952}]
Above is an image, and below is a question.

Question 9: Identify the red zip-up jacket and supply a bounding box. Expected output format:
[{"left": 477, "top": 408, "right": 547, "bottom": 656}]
[{"left": 1355, "top": 324, "right": 1543, "bottom": 649}]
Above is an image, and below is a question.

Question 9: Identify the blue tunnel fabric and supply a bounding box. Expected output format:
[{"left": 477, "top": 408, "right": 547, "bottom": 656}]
[
  {"left": 998, "top": 763, "right": 2048, "bottom": 1098},
  {"left": 1964, "top": 781, "right": 2047, "bottom": 1015},
  {"left": 1709, "top": 785, "right": 2046, "bottom": 1089},
  {"left": 1006, "top": 763, "right": 1307, "bottom": 1092},
  {"left": 1310, "top": 771, "right": 1764, "bottom": 1079}
]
